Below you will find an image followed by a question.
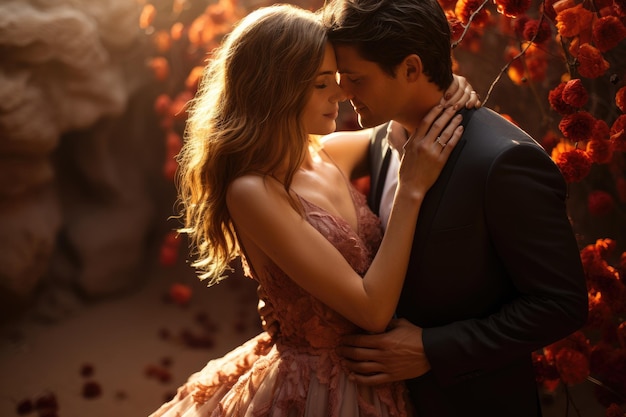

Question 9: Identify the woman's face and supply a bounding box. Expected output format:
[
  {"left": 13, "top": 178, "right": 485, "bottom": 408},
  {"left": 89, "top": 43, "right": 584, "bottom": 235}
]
[{"left": 301, "top": 44, "right": 346, "bottom": 135}]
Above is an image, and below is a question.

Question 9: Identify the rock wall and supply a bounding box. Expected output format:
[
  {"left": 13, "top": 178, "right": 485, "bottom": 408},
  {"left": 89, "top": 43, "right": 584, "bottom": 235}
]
[{"left": 0, "top": 0, "right": 169, "bottom": 319}]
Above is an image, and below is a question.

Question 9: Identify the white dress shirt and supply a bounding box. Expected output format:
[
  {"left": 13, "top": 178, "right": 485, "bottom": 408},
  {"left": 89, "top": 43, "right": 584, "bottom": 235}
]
[{"left": 378, "top": 122, "right": 408, "bottom": 231}]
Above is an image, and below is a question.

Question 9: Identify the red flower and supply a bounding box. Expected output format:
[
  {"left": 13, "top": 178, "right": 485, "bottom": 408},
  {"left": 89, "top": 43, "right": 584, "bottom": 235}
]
[
  {"left": 533, "top": 351, "right": 560, "bottom": 381},
  {"left": 513, "top": 14, "right": 530, "bottom": 37},
  {"left": 586, "top": 292, "right": 612, "bottom": 328},
  {"left": 617, "top": 87, "right": 626, "bottom": 113},
  {"left": 524, "top": 48, "right": 548, "bottom": 82},
  {"left": 593, "top": 16, "right": 626, "bottom": 52},
  {"left": 169, "top": 283, "right": 192, "bottom": 306},
  {"left": 612, "top": 114, "right": 626, "bottom": 135},
  {"left": 588, "top": 190, "right": 615, "bottom": 216},
  {"left": 590, "top": 342, "right": 616, "bottom": 375},
  {"left": 606, "top": 403, "right": 625, "bottom": 417},
  {"left": 555, "top": 149, "right": 592, "bottom": 182},
  {"left": 455, "top": 0, "right": 491, "bottom": 25},
  {"left": 611, "top": 129, "right": 626, "bottom": 152},
  {"left": 494, "top": 0, "right": 531, "bottom": 17},
  {"left": 577, "top": 43, "right": 610, "bottom": 79},
  {"left": 159, "top": 231, "right": 181, "bottom": 266},
  {"left": 616, "top": 0, "right": 626, "bottom": 16},
  {"left": 523, "top": 18, "right": 552, "bottom": 43},
  {"left": 148, "top": 57, "right": 170, "bottom": 82},
  {"left": 586, "top": 139, "right": 613, "bottom": 164},
  {"left": 549, "top": 82, "right": 577, "bottom": 115},
  {"left": 593, "top": 119, "right": 611, "bottom": 140},
  {"left": 556, "top": 4, "right": 594, "bottom": 38},
  {"left": 555, "top": 347, "right": 590, "bottom": 384},
  {"left": 562, "top": 79, "right": 589, "bottom": 108},
  {"left": 447, "top": 14, "right": 465, "bottom": 42},
  {"left": 559, "top": 111, "right": 596, "bottom": 142}
]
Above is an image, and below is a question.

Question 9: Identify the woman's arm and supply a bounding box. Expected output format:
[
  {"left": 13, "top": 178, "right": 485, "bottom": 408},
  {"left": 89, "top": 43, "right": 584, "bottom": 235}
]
[{"left": 229, "top": 105, "right": 463, "bottom": 333}]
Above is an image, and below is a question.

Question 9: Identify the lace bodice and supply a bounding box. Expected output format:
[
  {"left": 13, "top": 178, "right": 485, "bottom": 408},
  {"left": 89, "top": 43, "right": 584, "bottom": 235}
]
[{"left": 244, "top": 183, "right": 383, "bottom": 351}]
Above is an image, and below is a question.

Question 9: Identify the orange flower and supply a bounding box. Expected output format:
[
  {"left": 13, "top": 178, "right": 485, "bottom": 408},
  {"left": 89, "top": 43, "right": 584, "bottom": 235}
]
[
  {"left": 513, "top": 15, "right": 530, "bottom": 37},
  {"left": 153, "top": 30, "right": 172, "bottom": 54},
  {"left": 455, "top": 0, "right": 492, "bottom": 25},
  {"left": 587, "top": 292, "right": 612, "bottom": 328},
  {"left": 545, "top": 331, "right": 592, "bottom": 361},
  {"left": 169, "top": 283, "right": 192, "bottom": 306},
  {"left": 610, "top": 128, "right": 626, "bottom": 152},
  {"left": 494, "top": 0, "right": 531, "bottom": 17},
  {"left": 523, "top": 18, "right": 552, "bottom": 43},
  {"left": 612, "top": 114, "right": 626, "bottom": 135},
  {"left": 447, "top": 13, "right": 465, "bottom": 42},
  {"left": 148, "top": 57, "right": 170, "bottom": 82},
  {"left": 185, "top": 66, "right": 205, "bottom": 93},
  {"left": 588, "top": 190, "right": 615, "bottom": 216},
  {"left": 154, "top": 94, "right": 172, "bottom": 117},
  {"left": 171, "top": 22, "right": 185, "bottom": 41},
  {"left": 593, "top": 16, "right": 626, "bottom": 52},
  {"left": 610, "top": 114, "right": 626, "bottom": 151},
  {"left": 577, "top": 43, "right": 610, "bottom": 79},
  {"left": 555, "top": 347, "right": 590, "bottom": 384},
  {"left": 555, "top": 148, "right": 592, "bottom": 182},
  {"left": 559, "top": 111, "right": 596, "bottom": 142},
  {"left": 586, "top": 139, "right": 613, "bottom": 163},
  {"left": 505, "top": 46, "right": 526, "bottom": 85},
  {"left": 562, "top": 79, "right": 588, "bottom": 108},
  {"left": 533, "top": 352, "right": 560, "bottom": 382},
  {"left": 139, "top": 4, "right": 156, "bottom": 29},
  {"left": 616, "top": 87, "right": 626, "bottom": 113},
  {"left": 555, "top": 4, "right": 594, "bottom": 38},
  {"left": 551, "top": 137, "right": 575, "bottom": 161},
  {"left": 549, "top": 82, "right": 577, "bottom": 115},
  {"left": 593, "top": 119, "right": 610, "bottom": 140},
  {"left": 607, "top": 403, "right": 625, "bottom": 417}
]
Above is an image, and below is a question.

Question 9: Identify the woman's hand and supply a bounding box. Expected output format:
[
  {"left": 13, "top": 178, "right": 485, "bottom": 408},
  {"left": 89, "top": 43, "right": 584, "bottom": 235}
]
[
  {"left": 442, "top": 74, "right": 481, "bottom": 110},
  {"left": 398, "top": 105, "right": 464, "bottom": 195}
]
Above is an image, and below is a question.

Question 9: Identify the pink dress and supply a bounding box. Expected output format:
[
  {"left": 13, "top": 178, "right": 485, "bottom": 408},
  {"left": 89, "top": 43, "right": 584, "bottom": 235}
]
[{"left": 149, "top": 183, "right": 411, "bottom": 417}]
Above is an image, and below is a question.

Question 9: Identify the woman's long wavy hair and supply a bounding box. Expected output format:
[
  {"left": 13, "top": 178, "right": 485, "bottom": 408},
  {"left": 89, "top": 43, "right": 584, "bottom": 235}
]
[{"left": 177, "top": 4, "right": 327, "bottom": 285}]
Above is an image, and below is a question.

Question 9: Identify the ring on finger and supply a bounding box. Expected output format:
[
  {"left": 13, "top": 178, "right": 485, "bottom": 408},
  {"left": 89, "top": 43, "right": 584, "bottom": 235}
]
[{"left": 435, "top": 137, "right": 446, "bottom": 147}]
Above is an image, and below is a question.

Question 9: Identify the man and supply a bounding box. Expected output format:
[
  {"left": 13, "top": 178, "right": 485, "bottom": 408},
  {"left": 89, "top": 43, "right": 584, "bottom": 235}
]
[{"left": 322, "top": 0, "right": 588, "bottom": 416}]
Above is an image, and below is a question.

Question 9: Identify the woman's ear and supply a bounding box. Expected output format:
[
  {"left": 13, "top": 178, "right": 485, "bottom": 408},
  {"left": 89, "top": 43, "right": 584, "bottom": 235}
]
[{"left": 402, "top": 54, "right": 423, "bottom": 82}]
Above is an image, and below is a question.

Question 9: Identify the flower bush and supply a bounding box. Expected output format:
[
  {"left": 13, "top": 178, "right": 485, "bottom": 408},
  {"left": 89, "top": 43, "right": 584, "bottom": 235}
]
[{"left": 139, "top": 0, "right": 626, "bottom": 414}]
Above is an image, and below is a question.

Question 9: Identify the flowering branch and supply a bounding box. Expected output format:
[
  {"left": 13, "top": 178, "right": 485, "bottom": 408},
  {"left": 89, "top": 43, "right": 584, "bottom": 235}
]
[{"left": 451, "top": 0, "right": 490, "bottom": 49}]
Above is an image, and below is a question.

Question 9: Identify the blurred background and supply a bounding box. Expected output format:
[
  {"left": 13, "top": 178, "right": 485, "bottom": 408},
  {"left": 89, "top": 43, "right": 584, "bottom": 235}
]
[{"left": 0, "top": 0, "right": 624, "bottom": 415}]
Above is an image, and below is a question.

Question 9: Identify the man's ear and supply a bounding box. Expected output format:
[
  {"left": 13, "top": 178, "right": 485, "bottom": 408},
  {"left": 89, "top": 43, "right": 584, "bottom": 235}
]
[{"left": 402, "top": 54, "right": 423, "bottom": 82}]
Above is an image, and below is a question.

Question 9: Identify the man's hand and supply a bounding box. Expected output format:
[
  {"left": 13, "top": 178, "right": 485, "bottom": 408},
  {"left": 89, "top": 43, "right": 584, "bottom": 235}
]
[
  {"left": 337, "top": 318, "right": 431, "bottom": 385},
  {"left": 257, "top": 285, "right": 280, "bottom": 339}
]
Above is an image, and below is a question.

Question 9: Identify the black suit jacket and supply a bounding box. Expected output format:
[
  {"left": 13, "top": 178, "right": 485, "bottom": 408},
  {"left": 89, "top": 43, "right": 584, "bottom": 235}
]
[{"left": 368, "top": 108, "right": 588, "bottom": 417}]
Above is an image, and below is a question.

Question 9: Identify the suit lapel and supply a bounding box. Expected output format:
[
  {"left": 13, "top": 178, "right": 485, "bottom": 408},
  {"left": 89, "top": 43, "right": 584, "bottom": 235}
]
[{"left": 410, "top": 108, "right": 475, "bottom": 259}]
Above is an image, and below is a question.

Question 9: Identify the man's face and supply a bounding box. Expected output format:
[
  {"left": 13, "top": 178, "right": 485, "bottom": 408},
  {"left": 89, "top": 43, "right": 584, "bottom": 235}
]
[{"left": 334, "top": 44, "right": 404, "bottom": 128}]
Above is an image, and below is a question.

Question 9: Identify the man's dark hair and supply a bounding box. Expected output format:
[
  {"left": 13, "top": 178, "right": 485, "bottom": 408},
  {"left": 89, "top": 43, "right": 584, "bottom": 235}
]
[{"left": 322, "top": 0, "right": 454, "bottom": 90}]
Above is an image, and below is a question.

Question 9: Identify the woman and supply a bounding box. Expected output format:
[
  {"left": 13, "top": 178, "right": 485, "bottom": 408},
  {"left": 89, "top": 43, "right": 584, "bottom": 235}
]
[{"left": 150, "top": 4, "right": 476, "bottom": 416}]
